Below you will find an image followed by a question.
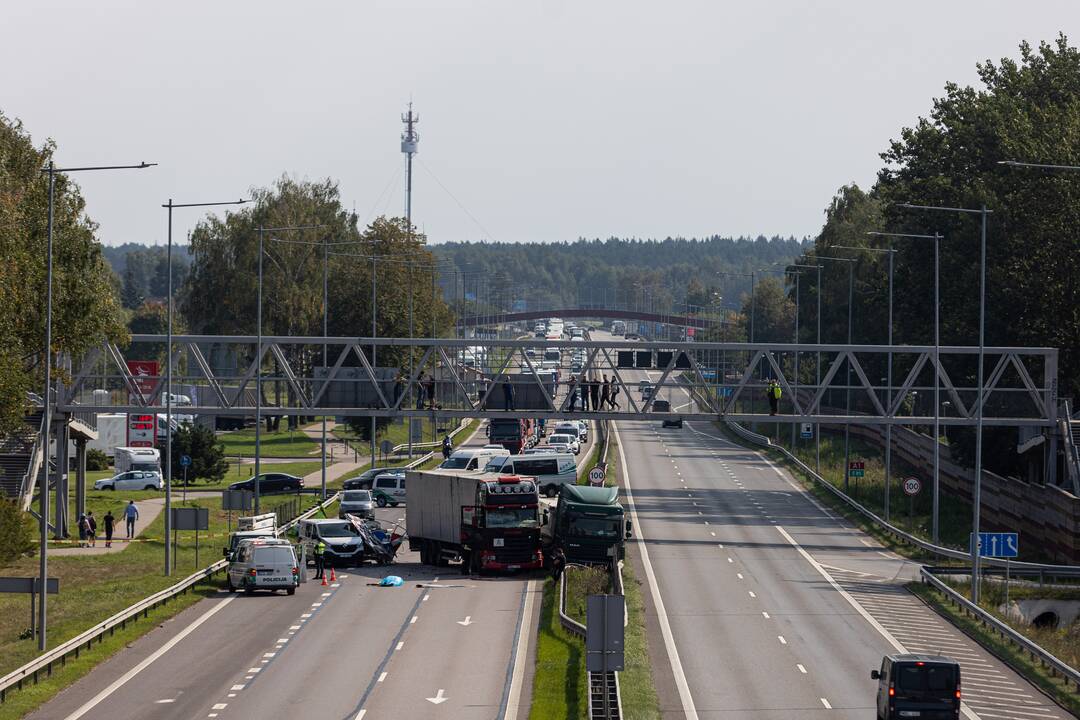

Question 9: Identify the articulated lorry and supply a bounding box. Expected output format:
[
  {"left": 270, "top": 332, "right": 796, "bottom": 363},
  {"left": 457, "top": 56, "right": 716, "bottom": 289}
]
[
  {"left": 406, "top": 470, "right": 545, "bottom": 573},
  {"left": 488, "top": 417, "right": 536, "bottom": 454},
  {"left": 546, "top": 484, "right": 631, "bottom": 565}
]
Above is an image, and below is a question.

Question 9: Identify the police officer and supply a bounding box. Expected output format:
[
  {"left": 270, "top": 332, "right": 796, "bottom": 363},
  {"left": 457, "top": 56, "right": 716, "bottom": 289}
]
[
  {"left": 314, "top": 539, "right": 327, "bottom": 579},
  {"left": 767, "top": 379, "right": 782, "bottom": 416}
]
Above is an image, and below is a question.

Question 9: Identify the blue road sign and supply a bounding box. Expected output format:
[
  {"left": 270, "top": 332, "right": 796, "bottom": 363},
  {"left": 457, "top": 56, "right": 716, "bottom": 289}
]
[
  {"left": 977, "top": 532, "right": 1019, "bottom": 558},
  {"left": 179, "top": 454, "right": 192, "bottom": 468}
]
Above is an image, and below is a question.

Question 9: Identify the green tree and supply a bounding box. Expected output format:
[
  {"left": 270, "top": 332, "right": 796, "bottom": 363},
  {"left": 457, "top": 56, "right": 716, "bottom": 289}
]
[
  {"left": 0, "top": 111, "right": 127, "bottom": 433},
  {"left": 169, "top": 423, "right": 228, "bottom": 483},
  {"left": 0, "top": 498, "right": 33, "bottom": 565}
]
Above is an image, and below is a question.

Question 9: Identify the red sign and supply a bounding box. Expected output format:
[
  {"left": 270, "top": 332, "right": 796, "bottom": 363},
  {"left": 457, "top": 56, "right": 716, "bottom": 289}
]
[
  {"left": 127, "top": 413, "right": 156, "bottom": 447},
  {"left": 686, "top": 327, "right": 696, "bottom": 337},
  {"left": 126, "top": 360, "right": 159, "bottom": 397}
]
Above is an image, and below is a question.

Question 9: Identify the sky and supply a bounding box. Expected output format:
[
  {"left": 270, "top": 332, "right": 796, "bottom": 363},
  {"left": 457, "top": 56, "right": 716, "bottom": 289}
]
[{"left": 4, "top": 1, "right": 1075, "bottom": 246}]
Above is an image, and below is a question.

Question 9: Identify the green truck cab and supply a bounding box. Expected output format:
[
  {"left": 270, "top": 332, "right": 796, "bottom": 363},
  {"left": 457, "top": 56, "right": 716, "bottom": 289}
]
[{"left": 548, "top": 484, "right": 631, "bottom": 564}]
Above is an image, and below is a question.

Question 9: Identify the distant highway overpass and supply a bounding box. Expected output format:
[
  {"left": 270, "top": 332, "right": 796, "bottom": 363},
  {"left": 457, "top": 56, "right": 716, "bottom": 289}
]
[{"left": 456, "top": 307, "right": 716, "bottom": 329}]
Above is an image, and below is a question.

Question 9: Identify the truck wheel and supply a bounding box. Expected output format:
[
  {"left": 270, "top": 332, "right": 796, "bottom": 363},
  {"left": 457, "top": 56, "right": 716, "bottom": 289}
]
[
  {"left": 287, "top": 586, "right": 296, "bottom": 596},
  {"left": 420, "top": 541, "right": 430, "bottom": 565},
  {"left": 226, "top": 577, "right": 236, "bottom": 593},
  {"left": 545, "top": 485, "right": 558, "bottom": 498}
]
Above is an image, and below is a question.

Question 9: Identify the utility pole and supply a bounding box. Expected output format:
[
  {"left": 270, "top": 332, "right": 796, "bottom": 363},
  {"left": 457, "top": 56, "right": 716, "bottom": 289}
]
[{"left": 402, "top": 102, "right": 419, "bottom": 458}]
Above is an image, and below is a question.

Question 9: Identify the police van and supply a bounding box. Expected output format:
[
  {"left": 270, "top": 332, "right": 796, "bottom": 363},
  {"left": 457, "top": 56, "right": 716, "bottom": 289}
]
[{"left": 226, "top": 537, "right": 299, "bottom": 595}]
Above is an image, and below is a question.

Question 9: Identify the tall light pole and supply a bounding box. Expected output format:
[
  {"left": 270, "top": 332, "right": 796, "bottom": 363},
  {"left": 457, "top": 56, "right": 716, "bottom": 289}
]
[
  {"left": 899, "top": 202, "right": 990, "bottom": 603},
  {"left": 163, "top": 198, "right": 246, "bottom": 575},
  {"left": 815, "top": 256, "right": 857, "bottom": 492},
  {"left": 255, "top": 224, "right": 323, "bottom": 513},
  {"left": 861, "top": 234, "right": 936, "bottom": 533},
  {"left": 38, "top": 160, "right": 154, "bottom": 650},
  {"left": 785, "top": 263, "right": 823, "bottom": 471}
]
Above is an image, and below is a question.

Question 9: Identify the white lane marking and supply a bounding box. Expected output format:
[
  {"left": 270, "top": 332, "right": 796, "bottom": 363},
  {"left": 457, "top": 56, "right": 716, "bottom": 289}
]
[
  {"left": 709, "top": 532, "right": 716, "bottom": 537},
  {"left": 213, "top": 704, "right": 228, "bottom": 710},
  {"left": 821, "top": 698, "right": 832, "bottom": 709},
  {"left": 354, "top": 711, "right": 367, "bottom": 720},
  {"left": 311, "top": 602, "right": 323, "bottom": 607},
  {"left": 427, "top": 688, "right": 449, "bottom": 705},
  {"left": 778, "top": 636, "right": 786, "bottom": 644},
  {"left": 410, "top": 616, "right": 418, "bottom": 624},
  {"left": 774, "top": 525, "right": 981, "bottom": 720},
  {"left": 321, "top": 592, "right": 332, "bottom": 597},
  {"left": 762, "top": 611, "right": 770, "bottom": 618},
  {"left": 748, "top": 591, "right": 756, "bottom": 598},
  {"left": 457, "top": 615, "right": 474, "bottom": 626},
  {"left": 613, "top": 422, "right": 699, "bottom": 720},
  {"left": 378, "top": 672, "right": 387, "bottom": 682},
  {"left": 289, "top": 625, "right": 301, "bottom": 630},
  {"left": 736, "top": 573, "right": 743, "bottom": 580},
  {"left": 63, "top": 596, "right": 236, "bottom": 720},
  {"left": 263, "top": 652, "right": 276, "bottom": 658},
  {"left": 276, "top": 638, "right": 289, "bottom": 644},
  {"left": 331, "top": 583, "right": 341, "bottom": 587},
  {"left": 227, "top": 694, "right": 236, "bottom": 698},
  {"left": 155, "top": 699, "right": 175, "bottom": 704},
  {"left": 230, "top": 684, "right": 245, "bottom": 691},
  {"left": 797, "top": 664, "right": 807, "bottom": 674},
  {"left": 503, "top": 579, "right": 537, "bottom": 719},
  {"left": 422, "top": 594, "right": 430, "bottom": 602},
  {"left": 248, "top": 667, "right": 261, "bottom": 673},
  {"left": 301, "top": 613, "right": 312, "bottom": 618},
  {"left": 396, "top": 641, "right": 404, "bottom": 651}
]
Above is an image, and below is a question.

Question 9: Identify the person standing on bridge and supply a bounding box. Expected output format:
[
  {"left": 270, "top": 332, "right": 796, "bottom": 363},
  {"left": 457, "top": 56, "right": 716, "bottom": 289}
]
[
  {"left": 567, "top": 375, "right": 578, "bottom": 412},
  {"left": 609, "top": 382, "right": 621, "bottom": 410},
  {"left": 600, "top": 375, "right": 611, "bottom": 409},
  {"left": 502, "top": 379, "right": 515, "bottom": 411},
  {"left": 415, "top": 373, "right": 426, "bottom": 410},
  {"left": 580, "top": 374, "right": 590, "bottom": 411},
  {"left": 590, "top": 375, "right": 601, "bottom": 410},
  {"left": 767, "top": 379, "right": 782, "bottom": 415}
]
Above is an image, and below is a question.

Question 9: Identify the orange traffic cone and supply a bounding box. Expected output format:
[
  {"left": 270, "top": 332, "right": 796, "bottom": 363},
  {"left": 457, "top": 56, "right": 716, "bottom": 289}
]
[
  {"left": 321, "top": 572, "right": 328, "bottom": 587},
  {"left": 329, "top": 567, "right": 336, "bottom": 582}
]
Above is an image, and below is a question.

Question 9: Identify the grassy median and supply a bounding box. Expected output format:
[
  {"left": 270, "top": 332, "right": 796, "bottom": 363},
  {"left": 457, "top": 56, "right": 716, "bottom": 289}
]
[{"left": 0, "top": 493, "right": 322, "bottom": 718}]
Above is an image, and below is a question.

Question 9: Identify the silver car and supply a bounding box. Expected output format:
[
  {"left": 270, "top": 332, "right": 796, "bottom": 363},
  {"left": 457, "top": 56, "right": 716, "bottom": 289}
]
[
  {"left": 339, "top": 489, "right": 375, "bottom": 519},
  {"left": 94, "top": 470, "right": 163, "bottom": 491}
]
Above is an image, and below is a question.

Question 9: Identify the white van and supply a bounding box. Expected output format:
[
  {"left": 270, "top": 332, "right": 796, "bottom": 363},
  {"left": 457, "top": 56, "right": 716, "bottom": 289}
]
[
  {"left": 439, "top": 447, "right": 509, "bottom": 472},
  {"left": 226, "top": 538, "right": 299, "bottom": 595},
  {"left": 484, "top": 453, "right": 578, "bottom": 498},
  {"left": 297, "top": 518, "right": 367, "bottom": 566}
]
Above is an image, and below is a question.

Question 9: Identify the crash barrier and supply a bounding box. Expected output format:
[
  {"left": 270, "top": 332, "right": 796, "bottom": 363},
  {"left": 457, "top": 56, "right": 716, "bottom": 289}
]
[
  {"left": 723, "top": 418, "right": 1080, "bottom": 574},
  {"left": 0, "top": 491, "right": 340, "bottom": 704},
  {"left": 920, "top": 566, "right": 1080, "bottom": 693},
  {"left": 558, "top": 561, "right": 626, "bottom": 720}
]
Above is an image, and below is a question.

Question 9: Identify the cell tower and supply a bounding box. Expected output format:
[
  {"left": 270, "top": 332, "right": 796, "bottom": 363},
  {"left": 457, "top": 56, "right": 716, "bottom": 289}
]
[{"left": 401, "top": 102, "right": 419, "bottom": 232}]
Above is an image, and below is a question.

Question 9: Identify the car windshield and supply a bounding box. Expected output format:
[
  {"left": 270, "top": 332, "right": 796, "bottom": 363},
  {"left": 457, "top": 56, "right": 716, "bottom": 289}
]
[
  {"left": 343, "top": 491, "right": 371, "bottom": 502},
  {"left": 484, "top": 459, "right": 506, "bottom": 472},
  {"left": 549, "top": 435, "right": 572, "bottom": 443},
  {"left": 318, "top": 523, "right": 359, "bottom": 538},
  {"left": 485, "top": 508, "right": 539, "bottom": 528},
  {"left": 895, "top": 664, "right": 957, "bottom": 696},
  {"left": 440, "top": 457, "right": 471, "bottom": 469},
  {"left": 567, "top": 518, "right": 620, "bottom": 538},
  {"left": 253, "top": 547, "right": 295, "bottom": 564}
]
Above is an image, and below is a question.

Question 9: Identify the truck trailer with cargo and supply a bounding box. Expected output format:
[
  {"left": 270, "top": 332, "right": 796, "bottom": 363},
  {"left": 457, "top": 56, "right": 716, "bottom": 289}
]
[{"left": 406, "top": 470, "right": 545, "bottom": 573}]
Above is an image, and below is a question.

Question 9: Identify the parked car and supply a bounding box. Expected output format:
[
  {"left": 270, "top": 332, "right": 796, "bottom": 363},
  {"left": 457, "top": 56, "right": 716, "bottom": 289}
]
[
  {"left": 94, "top": 470, "right": 163, "bottom": 491},
  {"left": 228, "top": 473, "right": 303, "bottom": 495},
  {"left": 226, "top": 538, "right": 299, "bottom": 595},
  {"left": 343, "top": 467, "right": 396, "bottom": 490},
  {"left": 338, "top": 489, "right": 375, "bottom": 519},
  {"left": 371, "top": 470, "right": 407, "bottom": 507}
]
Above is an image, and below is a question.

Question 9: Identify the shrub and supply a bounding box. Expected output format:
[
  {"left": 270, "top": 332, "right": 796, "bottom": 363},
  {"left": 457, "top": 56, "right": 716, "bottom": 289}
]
[
  {"left": 86, "top": 448, "right": 109, "bottom": 471},
  {"left": 0, "top": 499, "right": 33, "bottom": 565}
]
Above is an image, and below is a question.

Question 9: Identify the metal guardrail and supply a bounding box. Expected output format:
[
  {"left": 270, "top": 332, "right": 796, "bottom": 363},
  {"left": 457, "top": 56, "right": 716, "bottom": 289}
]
[
  {"left": 723, "top": 419, "right": 1080, "bottom": 573},
  {"left": 0, "top": 492, "right": 340, "bottom": 704},
  {"left": 920, "top": 566, "right": 1080, "bottom": 692}
]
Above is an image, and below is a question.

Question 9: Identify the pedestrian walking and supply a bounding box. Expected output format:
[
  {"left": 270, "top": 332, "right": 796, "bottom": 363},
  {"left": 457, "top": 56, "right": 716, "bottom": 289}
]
[
  {"left": 502, "top": 379, "right": 515, "bottom": 411},
  {"left": 442, "top": 434, "right": 453, "bottom": 460},
  {"left": 86, "top": 511, "right": 98, "bottom": 548},
  {"left": 314, "top": 540, "right": 327, "bottom": 579},
  {"left": 77, "top": 513, "right": 88, "bottom": 548},
  {"left": 600, "top": 375, "right": 611, "bottom": 409},
  {"left": 124, "top": 500, "right": 139, "bottom": 539},
  {"left": 103, "top": 510, "right": 115, "bottom": 548},
  {"left": 609, "top": 383, "right": 621, "bottom": 410},
  {"left": 567, "top": 375, "right": 578, "bottom": 412},
  {"left": 590, "top": 376, "right": 601, "bottom": 410}
]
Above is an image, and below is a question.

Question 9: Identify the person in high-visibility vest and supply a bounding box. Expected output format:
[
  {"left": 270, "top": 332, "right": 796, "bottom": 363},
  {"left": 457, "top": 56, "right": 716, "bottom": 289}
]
[
  {"left": 314, "top": 540, "right": 327, "bottom": 579},
  {"left": 767, "top": 379, "right": 782, "bottom": 416}
]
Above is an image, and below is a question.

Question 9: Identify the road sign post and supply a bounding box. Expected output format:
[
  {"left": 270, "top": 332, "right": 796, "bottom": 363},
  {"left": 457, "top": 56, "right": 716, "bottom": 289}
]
[
  {"left": 180, "top": 454, "right": 191, "bottom": 503},
  {"left": 171, "top": 507, "right": 210, "bottom": 569},
  {"left": 800, "top": 422, "right": 812, "bottom": 440},
  {"left": 847, "top": 460, "right": 865, "bottom": 478},
  {"left": 0, "top": 577, "right": 58, "bottom": 643},
  {"left": 902, "top": 477, "right": 921, "bottom": 530},
  {"left": 588, "top": 465, "right": 607, "bottom": 487}
]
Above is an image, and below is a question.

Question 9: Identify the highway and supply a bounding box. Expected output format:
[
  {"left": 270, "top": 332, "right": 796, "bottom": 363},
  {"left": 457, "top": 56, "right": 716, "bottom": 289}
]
[{"left": 610, "top": 332, "right": 1075, "bottom": 719}]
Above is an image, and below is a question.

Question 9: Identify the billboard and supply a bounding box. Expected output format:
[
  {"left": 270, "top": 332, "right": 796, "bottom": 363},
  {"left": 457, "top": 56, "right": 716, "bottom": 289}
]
[{"left": 126, "top": 360, "right": 159, "bottom": 398}]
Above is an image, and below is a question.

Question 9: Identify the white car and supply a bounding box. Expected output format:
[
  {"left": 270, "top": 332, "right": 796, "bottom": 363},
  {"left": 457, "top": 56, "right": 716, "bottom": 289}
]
[
  {"left": 547, "top": 433, "right": 580, "bottom": 455},
  {"left": 546, "top": 442, "right": 572, "bottom": 455},
  {"left": 94, "top": 470, "right": 164, "bottom": 491}
]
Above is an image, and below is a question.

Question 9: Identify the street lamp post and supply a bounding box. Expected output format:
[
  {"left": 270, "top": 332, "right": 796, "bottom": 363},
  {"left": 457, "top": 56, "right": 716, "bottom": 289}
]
[
  {"left": 862, "top": 233, "right": 938, "bottom": 535},
  {"left": 814, "top": 256, "right": 856, "bottom": 492},
  {"left": 163, "top": 198, "right": 247, "bottom": 575},
  {"left": 255, "top": 224, "right": 323, "bottom": 514},
  {"left": 38, "top": 160, "right": 154, "bottom": 650},
  {"left": 898, "top": 203, "right": 990, "bottom": 603},
  {"left": 786, "top": 264, "right": 823, "bottom": 472}
]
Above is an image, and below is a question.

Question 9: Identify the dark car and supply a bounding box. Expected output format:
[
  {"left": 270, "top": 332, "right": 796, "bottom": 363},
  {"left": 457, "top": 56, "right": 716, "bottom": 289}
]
[
  {"left": 872, "top": 654, "right": 961, "bottom": 720},
  {"left": 228, "top": 473, "right": 304, "bottom": 495},
  {"left": 342, "top": 467, "right": 397, "bottom": 491}
]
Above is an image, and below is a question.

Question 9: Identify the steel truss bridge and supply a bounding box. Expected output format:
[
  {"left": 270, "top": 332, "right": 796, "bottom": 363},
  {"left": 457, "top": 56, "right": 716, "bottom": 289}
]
[{"left": 59, "top": 336, "right": 1058, "bottom": 430}]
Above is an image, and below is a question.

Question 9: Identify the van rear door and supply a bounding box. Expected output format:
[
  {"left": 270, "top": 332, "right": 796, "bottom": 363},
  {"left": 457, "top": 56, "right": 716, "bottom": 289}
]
[{"left": 891, "top": 662, "right": 960, "bottom": 717}]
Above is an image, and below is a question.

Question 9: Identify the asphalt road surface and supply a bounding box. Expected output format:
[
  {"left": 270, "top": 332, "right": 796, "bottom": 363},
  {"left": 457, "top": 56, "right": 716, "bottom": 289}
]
[
  {"left": 28, "top": 505, "right": 540, "bottom": 720},
  {"left": 615, "top": 378, "right": 1075, "bottom": 718}
]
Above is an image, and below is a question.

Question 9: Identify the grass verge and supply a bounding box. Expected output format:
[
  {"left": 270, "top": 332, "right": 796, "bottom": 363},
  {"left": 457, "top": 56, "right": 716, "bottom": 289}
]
[
  {"left": 216, "top": 427, "right": 319, "bottom": 458},
  {"left": 528, "top": 577, "right": 586, "bottom": 720},
  {"left": 908, "top": 581, "right": 1080, "bottom": 718}
]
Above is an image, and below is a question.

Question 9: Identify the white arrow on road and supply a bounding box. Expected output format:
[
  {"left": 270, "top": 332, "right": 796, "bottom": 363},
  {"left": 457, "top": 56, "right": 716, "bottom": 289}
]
[
  {"left": 426, "top": 689, "right": 449, "bottom": 705},
  {"left": 457, "top": 616, "right": 473, "bottom": 626}
]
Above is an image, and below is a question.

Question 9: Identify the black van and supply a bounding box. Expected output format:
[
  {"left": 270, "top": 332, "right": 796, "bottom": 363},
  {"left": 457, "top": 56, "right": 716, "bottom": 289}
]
[{"left": 871, "top": 654, "right": 961, "bottom": 719}]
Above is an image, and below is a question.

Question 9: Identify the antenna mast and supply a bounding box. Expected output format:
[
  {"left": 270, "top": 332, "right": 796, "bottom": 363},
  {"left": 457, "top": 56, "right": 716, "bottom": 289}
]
[{"left": 401, "top": 102, "right": 420, "bottom": 232}]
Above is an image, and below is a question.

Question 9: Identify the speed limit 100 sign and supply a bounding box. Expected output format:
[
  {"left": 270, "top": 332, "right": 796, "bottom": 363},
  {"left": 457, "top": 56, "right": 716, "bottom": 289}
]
[
  {"left": 588, "top": 467, "right": 607, "bottom": 486},
  {"left": 903, "top": 477, "right": 922, "bottom": 496}
]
